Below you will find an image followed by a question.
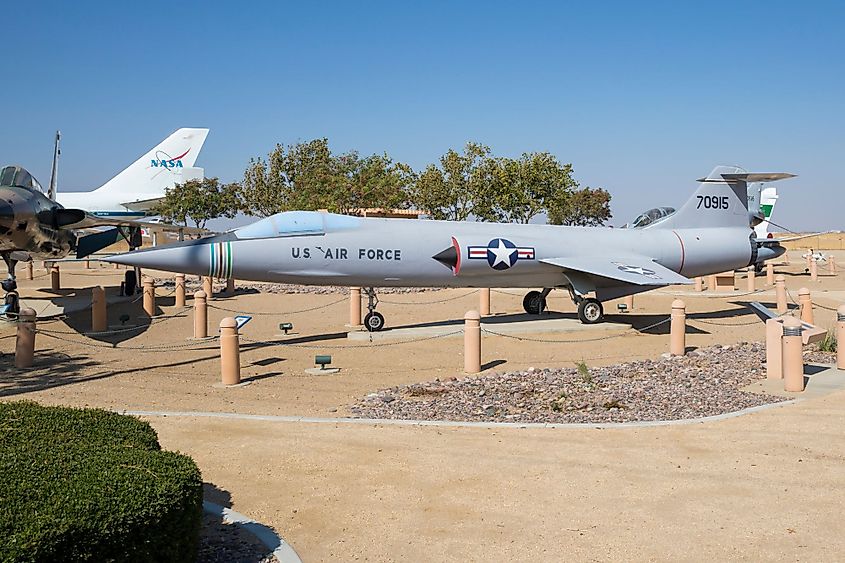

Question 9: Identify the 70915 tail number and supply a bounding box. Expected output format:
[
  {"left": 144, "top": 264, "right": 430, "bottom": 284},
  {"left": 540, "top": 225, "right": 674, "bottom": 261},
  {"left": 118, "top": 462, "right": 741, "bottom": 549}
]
[{"left": 697, "top": 195, "right": 729, "bottom": 209}]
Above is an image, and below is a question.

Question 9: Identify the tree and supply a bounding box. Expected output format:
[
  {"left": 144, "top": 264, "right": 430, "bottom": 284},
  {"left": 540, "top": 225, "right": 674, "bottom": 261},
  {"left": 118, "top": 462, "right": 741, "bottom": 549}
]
[
  {"left": 152, "top": 177, "right": 239, "bottom": 229},
  {"left": 547, "top": 186, "right": 612, "bottom": 226},
  {"left": 411, "top": 142, "right": 492, "bottom": 221},
  {"left": 477, "top": 153, "right": 578, "bottom": 224},
  {"left": 240, "top": 139, "right": 414, "bottom": 216}
]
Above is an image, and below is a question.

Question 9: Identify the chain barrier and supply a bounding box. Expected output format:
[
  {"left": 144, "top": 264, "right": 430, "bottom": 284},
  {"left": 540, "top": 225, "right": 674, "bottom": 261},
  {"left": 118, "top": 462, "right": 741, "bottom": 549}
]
[
  {"left": 238, "top": 330, "right": 465, "bottom": 349},
  {"left": 34, "top": 305, "right": 193, "bottom": 337},
  {"left": 206, "top": 296, "right": 347, "bottom": 316},
  {"left": 479, "top": 317, "right": 671, "bottom": 344},
  {"left": 380, "top": 290, "right": 479, "bottom": 305},
  {"left": 37, "top": 328, "right": 219, "bottom": 351}
]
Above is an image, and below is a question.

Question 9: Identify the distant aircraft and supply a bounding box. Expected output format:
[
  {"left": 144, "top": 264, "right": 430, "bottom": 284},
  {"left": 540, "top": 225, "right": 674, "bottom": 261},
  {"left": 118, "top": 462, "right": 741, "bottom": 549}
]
[
  {"left": 0, "top": 128, "right": 208, "bottom": 313},
  {"left": 107, "top": 166, "right": 794, "bottom": 330}
]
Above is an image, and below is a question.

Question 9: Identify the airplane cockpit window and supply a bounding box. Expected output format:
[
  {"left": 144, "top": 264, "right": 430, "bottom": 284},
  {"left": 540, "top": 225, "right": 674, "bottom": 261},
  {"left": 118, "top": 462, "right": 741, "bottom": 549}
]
[
  {"left": 235, "top": 211, "right": 327, "bottom": 239},
  {"left": 0, "top": 166, "right": 44, "bottom": 192},
  {"left": 625, "top": 206, "right": 676, "bottom": 229}
]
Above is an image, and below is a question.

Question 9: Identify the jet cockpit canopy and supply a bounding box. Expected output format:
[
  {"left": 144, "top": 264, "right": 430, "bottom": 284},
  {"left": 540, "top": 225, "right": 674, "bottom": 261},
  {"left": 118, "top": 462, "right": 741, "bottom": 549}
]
[
  {"left": 0, "top": 166, "right": 44, "bottom": 192},
  {"left": 624, "top": 206, "right": 676, "bottom": 229}
]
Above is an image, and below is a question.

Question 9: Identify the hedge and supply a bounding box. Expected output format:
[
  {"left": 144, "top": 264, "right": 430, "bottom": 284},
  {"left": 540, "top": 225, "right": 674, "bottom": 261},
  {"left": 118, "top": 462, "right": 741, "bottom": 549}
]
[{"left": 0, "top": 401, "right": 203, "bottom": 562}]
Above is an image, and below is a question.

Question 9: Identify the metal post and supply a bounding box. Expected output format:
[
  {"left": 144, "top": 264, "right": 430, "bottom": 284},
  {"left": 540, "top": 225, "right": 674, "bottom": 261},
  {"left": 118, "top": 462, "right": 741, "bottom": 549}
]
[
  {"left": 746, "top": 266, "right": 755, "bottom": 292},
  {"left": 766, "top": 262, "right": 774, "bottom": 285},
  {"left": 798, "top": 287, "right": 813, "bottom": 325},
  {"left": 624, "top": 294, "right": 634, "bottom": 311},
  {"left": 775, "top": 275, "right": 787, "bottom": 314},
  {"left": 765, "top": 319, "right": 783, "bottom": 380},
  {"left": 225, "top": 277, "right": 235, "bottom": 294},
  {"left": 142, "top": 278, "right": 155, "bottom": 317},
  {"left": 50, "top": 264, "right": 60, "bottom": 291},
  {"left": 349, "top": 287, "right": 362, "bottom": 326},
  {"left": 837, "top": 305, "right": 845, "bottom": 370},
  {"left": 193, "top": 290, "right": 208, "bottom": 339},
  {"left": 810, "top": 257, "right": 818, "bottom": 281},
  {"left": 203, "top": 276, "right": 213, "bottom": 300},
  {"left": 15, "top": 307, "right": 36, "bottom": 369},
  {"left": 219, "top": 317, "right": 241, "bottom": 385},
  {"left": 782, "top": 316, "right": 804, "bottom": 392},
  {"left": 464, "top": 310, "right": 481, "bottom": 374},
  {"left": 479, "top": 288, "right": 491, "bottom": 316},
  {"left": 84, "top": 260, "right": 90, "bottom": 269},
  {"left": 92, "top": 286, "right": 107, "bottom": 332},
  {"left": 26, "top": 261, "right": 33, "bottom": 281},
  {"left": 670, "top": 299, "right": 686, "bottom": 356},
  {"left": 175, "top": 274, "right": 186, "bottom": 308},
  {"left": 694, "top": 277, "right": 703, "bottom": 292}
]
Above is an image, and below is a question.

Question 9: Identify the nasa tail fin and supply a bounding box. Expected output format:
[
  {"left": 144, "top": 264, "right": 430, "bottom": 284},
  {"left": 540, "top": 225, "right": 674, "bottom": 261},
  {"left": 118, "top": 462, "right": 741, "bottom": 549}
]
[
  {"left": 657, "top": 166, "right": 795, "bottom": 230},
  {"left": 90, "top": 127, "right": 208, "bottom": 196}
]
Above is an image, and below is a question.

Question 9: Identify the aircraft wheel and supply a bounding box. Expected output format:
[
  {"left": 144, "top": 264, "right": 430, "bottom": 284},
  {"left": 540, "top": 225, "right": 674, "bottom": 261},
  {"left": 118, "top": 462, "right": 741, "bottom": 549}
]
[
  {"left": 364, "top": 311, "right": 386, "bottom": 332},
  {"left": 522, "top": 291, "right": 546, "bottom": 315},
  {"left": 5, "top": 292, "right": 19, "bottom": 317},
  {"left": 124, "top": 270, "right": 137, "bottom": 296},
  {"left": 577, "top": 298, "right": 603, "bottom": 324}
]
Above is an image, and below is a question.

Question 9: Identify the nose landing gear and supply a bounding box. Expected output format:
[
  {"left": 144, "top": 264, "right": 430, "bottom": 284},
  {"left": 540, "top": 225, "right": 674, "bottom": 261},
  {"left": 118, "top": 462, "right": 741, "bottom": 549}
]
[
  {"left": 1, "top": 252, "right": 21, "bottom": 316},
  {"left": 522, "top": 288, "right": 551, "bottom": 315},
  {"left": 363, "top": 287, "right": 385, "bottom": 332}
]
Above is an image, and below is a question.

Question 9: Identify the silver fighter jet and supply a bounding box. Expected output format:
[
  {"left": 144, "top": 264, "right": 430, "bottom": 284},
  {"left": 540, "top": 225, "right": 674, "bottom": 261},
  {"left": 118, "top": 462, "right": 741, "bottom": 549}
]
[{"left": 107, "top": 166, "right": 793, "bottom": 330}]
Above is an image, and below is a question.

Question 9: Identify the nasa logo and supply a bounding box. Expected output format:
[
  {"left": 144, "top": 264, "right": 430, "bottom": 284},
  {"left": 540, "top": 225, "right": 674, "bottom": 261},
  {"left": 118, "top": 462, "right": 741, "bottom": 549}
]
[
  {"left": 150, "top": 148, "right": 190, "bottom": 169},
  {"left": 468, "top": 238, "right": 535, "bottom": 270}
]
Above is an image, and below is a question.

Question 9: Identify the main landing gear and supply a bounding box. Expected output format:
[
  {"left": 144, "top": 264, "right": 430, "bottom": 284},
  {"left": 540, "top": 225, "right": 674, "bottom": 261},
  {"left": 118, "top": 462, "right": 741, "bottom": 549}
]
[
  {"left": 522, "top": 287, "right": 605, "bottom": 324},
  {"left": 1, "top": 252, "right": 21, "bottom": 317},
  {"left": 363, "top": 287, "right": 385, "bottom": 332}
]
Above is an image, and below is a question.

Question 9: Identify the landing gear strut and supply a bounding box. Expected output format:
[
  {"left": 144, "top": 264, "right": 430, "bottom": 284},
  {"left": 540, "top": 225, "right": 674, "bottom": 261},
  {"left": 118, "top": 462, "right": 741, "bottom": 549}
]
[
  {"left": 363, "top": 287, "right": 385, "bottom": 332},
  {"left": 1, "top": 252, "right": 20, "bottom": 317},
  {"left": 523, "top": 288, "right": 551, "bottom": 315}
]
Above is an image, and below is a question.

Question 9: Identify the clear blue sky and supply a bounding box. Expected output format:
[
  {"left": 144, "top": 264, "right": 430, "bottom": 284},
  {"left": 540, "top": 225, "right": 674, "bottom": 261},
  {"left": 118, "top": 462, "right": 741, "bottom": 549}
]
[{"left": 3, "top": 1, "right": 843, "bottom": 229}]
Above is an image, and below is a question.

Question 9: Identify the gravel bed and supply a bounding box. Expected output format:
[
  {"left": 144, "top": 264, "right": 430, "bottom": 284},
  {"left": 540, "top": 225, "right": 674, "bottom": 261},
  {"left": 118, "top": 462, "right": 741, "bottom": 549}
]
[
  {"left": 350, "top": 342, "right": 839, "bottom": 424},
  {"left": 154, "top": 278, "right": 441, "bottom": 295},
  {"left": 199, "top": 512, "right": 277, "bottom": 563}
]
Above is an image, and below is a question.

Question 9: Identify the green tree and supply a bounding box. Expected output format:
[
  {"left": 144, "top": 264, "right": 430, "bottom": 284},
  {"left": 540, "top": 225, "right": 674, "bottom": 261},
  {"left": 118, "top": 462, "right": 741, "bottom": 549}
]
[
  {"left": 153, "top": 177, "right": 239, "bottom": 229},
  {"left": 411, "top": 142, "right": 492, "bottom": 221},
  {"left": 547, "top": 186, "right": 612, "bottom": 226}
]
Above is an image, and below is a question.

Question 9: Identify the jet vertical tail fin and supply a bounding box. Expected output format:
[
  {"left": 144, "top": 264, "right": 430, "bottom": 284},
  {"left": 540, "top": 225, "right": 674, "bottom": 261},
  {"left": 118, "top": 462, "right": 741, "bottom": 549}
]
[
  {"left": 88, "top": 127, "right": 209, "bottom": 196},
  {"left": 656, "top": 166, "right": 795, "bottom": 230},
  {"left": 753, "top": 186, "right": 779, "bottom": 237}
]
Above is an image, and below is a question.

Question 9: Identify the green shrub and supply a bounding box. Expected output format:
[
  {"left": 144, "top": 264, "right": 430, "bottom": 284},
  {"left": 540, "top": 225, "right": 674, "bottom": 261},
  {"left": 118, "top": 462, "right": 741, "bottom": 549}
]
[
  {"left": 819, "top": 329, "right": 837, "bottom": 353},
  {"left": 0, "top": 401, "right": 202, "bottom": 562}
]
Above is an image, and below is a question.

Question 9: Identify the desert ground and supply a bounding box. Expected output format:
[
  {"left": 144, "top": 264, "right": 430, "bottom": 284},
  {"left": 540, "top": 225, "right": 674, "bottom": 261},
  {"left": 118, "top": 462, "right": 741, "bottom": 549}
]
[{"left": 2, "top": 250, "right": 844, "bottom": 561}]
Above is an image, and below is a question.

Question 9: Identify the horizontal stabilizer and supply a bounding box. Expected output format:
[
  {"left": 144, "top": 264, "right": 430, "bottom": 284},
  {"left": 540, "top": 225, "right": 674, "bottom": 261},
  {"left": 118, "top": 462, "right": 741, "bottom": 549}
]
[
  {"left": 697, "top": 172, "right": 796, "bottom": 183},
  {"left": 76, "top": 228, "right": 123, "bottom": 258},
  {"left": 540, "top": 256, "right": 691, "bottom": 286}
]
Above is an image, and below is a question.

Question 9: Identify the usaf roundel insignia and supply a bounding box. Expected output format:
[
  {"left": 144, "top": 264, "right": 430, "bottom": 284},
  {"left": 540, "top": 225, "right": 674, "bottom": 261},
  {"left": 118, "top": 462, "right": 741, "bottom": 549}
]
[{"left": 468, "top": 238, "right": 535, "bottom": 270}]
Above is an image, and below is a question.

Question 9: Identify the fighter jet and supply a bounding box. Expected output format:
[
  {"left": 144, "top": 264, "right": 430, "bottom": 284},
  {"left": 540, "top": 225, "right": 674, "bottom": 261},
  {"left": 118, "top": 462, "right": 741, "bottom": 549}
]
[{"left": 106, "top": 166, "right": 794, "bottom": 330}]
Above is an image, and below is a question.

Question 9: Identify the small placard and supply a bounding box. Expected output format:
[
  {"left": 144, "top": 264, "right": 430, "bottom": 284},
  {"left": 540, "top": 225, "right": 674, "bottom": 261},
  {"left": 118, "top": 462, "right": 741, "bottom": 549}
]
[{"left": 234, "top": 315, "right": 252, "bottom": 330}]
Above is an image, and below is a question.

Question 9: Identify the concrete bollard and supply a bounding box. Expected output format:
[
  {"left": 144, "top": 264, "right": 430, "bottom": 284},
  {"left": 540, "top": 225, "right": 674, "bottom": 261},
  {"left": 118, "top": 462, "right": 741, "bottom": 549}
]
[
  {"left": 193, "top": 290, "right": 208, "bottom": 338},
  {"left": 746, "top": 266, "right": 755, "bottom": 292},
  {"left": 810, "top": 258, "right": 818, "bottom": 281},
  {"left": 26, "top": 261, "right": 33, "bottom": 281},
  {"left": 142, "top": 278, "right": 156, "bottom": 317},
  {"left": 837, "top": 305, "right": 845, "bottom": 370},
  {"left": 464, "top": 310, "right": 481, "bottom": 374},
  {"left": 766, "top": 262, "right": 774, "bottom": 286},
  {"left": 15, "top": 308, "right": 37, "bottom": 369},
  {"left": 765, "top": 319, "right": 783, "bottom": 380},
  {"left": 830, "top": 257, "right": 837, "bottom": 275},
  {"left": 782, "top": 316, "right": 804, "bottom": 392},
  {"left": 113, "top": 262, "right": 119, "bottom": 269},
  {"left": 670, "top": 299, "right": 686, "bottom": 356},
  {"left": 50, "top": 264, "right": 60, "bottom": 291},
  {"left": 175, "top": 274, "right": 186, "bottom": 308},
  {"left": 225, "top": 278, "right": 235, "bottom": 294},
  {"left": 624, "top": 294, "right": 634, "bottom": 311},
  {"left": 349, "top": 287, "right": 362, "bottom": 326},
  {"left": 775, "top": 275, "right": 787, "bottom": 314},
  {"left": 707, "top": 274, "right": 717, "bottom": 292},
  {"left": 479, "top": 288, "right": 491, "bottom": 316},
  {"left": 798, "top": 287, "right": 813, "bottom": 325},
  {"left": 219, "top": 317, "right": 241, "bottom": 385},
  {"left": 84, "top": 260, "right": 90, "bottom": 269},
  {"left": 203, "top": 276, "right": 213, "bottom": 299},
  {"left": 694, "top": 277, "right": 703, "bottom": 292},
  {"left": 92, "top": 286, "right": 107, "bottom": 332}
]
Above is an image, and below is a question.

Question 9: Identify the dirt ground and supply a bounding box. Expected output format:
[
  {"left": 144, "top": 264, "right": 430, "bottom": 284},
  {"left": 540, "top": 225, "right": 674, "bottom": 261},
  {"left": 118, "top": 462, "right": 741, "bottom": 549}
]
[{"left": 2, "top": 251, "right": 844, "bottom": 561}]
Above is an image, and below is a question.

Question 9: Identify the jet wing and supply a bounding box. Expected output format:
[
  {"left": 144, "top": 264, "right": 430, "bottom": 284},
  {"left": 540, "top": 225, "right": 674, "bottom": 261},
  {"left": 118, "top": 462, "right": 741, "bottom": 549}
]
[
  {"left": 119, "top": 196, "right": 166, "bottom": 213},
  {"left": 540, "top": 256, "right": 692, "bottom": 286},
  {"left": 68, "top": 213, "right": 207, "bottom": 235},
  {"left": 758, "top": 230, "right": 835, "bottom": 244}
]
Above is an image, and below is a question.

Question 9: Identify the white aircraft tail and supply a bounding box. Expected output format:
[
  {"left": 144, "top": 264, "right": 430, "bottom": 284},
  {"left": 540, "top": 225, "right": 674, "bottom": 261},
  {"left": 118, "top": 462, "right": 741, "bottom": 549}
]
[
  {"left": 753, "top": 186, "right": 779, "bottom": 237},
  {"left": 657, "top": 166, "right": 794, "bottom": 230},
  {"left": 90, "top": 127, "right": 208, "bottom": 196}
]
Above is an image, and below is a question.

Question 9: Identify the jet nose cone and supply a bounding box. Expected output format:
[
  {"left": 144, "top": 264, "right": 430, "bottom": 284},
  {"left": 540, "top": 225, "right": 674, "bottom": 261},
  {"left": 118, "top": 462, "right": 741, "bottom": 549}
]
[{"left": 105, "top": 237, "right": 227, "bottom": 278}]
